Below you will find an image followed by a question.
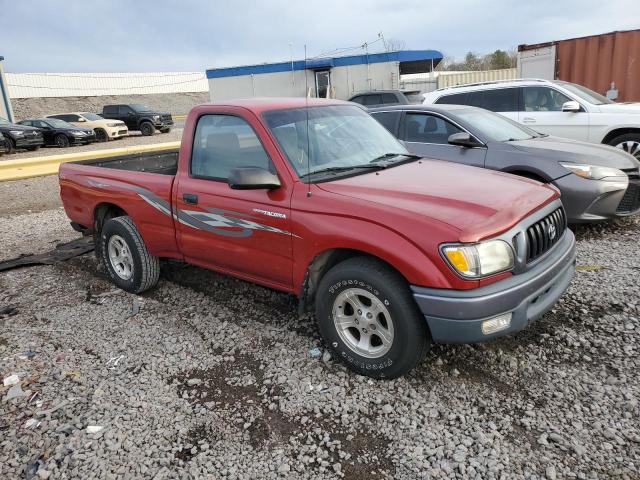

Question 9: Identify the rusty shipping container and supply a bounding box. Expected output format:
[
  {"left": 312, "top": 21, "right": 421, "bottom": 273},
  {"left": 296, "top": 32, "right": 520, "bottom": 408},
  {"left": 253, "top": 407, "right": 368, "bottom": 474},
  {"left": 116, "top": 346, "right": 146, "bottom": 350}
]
[{"left": 519, "top": 29, "right": 640, "bottom": 102}]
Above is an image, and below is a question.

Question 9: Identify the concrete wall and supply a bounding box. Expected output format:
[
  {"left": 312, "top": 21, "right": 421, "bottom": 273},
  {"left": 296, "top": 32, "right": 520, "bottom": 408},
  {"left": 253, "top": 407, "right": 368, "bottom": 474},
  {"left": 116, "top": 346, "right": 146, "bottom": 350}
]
[
  {"left": 208, "top": 61, "right": 401, "bottom": 101},
  {"left": 11, "top": 91, "right": 209, "bottom": 121}
]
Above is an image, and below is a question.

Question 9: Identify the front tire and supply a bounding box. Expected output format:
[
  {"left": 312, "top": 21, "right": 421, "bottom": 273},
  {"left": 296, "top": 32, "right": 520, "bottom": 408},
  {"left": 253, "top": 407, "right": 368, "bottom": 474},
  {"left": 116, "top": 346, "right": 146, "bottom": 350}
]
[
  {"left": 315, "top": 257, "right": 430, "bottom": 379},
  {"left": 5, "top": 137, "right": 16, "bottom": 154},
  {"left": 140, "top": 122, "right": 155, "bottom": 136},
  {"left": 95, "top": 128, "right": 108, "bottom": 142},
  {"left": 55, "top": 134, "right": 70, "bottom": 148},
  {"left": 608, "top": 133, "right": 640, "bottom": 160},
  {"left": 100, "top": 216, "right": 160, "bottom": 293}
]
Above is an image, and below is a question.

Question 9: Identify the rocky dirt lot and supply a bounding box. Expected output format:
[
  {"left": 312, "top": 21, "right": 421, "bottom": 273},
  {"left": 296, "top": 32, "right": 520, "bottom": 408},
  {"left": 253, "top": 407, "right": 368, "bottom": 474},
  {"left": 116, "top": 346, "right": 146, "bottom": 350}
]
[{"left": 0, "top": 176, "right": 638, "bottom": 479}]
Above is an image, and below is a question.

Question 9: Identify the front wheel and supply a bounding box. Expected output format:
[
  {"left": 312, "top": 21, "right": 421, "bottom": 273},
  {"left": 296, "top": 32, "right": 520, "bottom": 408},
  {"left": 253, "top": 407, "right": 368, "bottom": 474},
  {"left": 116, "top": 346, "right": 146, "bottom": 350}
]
[
  {"left": 5, "top": 137, "right": 16, "bottom": 154},
  {"left": 55, "top": 134, "right": 70, "bottom": 148},
  {"left": 100, "top": 216, "right": 160, "bottom": 293},
  {"left": 315, "top": 257, "right": 431, "bottom": 379},
  {"left": 95, "top": 128, "right": 108, "bottom": 142},
  {"left": 140, "top": 122, "right": 155, "bottom": 136},
  {"left": 608, "top": 133, "right": 640, "bottom": 160}
]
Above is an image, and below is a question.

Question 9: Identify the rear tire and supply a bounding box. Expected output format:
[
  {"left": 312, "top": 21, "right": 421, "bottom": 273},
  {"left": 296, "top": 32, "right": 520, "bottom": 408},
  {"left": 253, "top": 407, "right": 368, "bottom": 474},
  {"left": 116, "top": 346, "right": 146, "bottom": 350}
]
[
  {"left": 140, "top": 122, "right": 155, "bottom": 136},
  {"left": 608, "top": 133, "right": 640, "bottom": 160},
  {"left": 315, "top": 256, "right": 430, "bottom": 379},
  {"left": 55, "top": 134, "right": 70, "bottom": 148},
  {"left": 100, "top": 216, "right": 160, "bottom": 293}
]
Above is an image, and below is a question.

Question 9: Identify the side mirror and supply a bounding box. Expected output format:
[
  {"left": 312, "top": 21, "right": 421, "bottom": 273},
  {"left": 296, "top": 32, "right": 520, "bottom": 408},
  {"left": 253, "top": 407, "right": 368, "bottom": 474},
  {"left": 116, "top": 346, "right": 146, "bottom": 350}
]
[
  {"left": 562, "top": 100, "right": 581, "bottom": 112},
  {"left": 448, "top": 132, "right": 481, "bottom": 148},
  {"left": 228, "top": 167, "right": 281, "bottom": 190}
]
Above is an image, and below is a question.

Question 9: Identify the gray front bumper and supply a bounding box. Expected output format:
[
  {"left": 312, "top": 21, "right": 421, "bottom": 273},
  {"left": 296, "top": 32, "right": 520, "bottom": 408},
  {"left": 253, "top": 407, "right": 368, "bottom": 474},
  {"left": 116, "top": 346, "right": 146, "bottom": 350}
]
[{"left": 411, "top": 230, "right": 576, "bottom": 343}]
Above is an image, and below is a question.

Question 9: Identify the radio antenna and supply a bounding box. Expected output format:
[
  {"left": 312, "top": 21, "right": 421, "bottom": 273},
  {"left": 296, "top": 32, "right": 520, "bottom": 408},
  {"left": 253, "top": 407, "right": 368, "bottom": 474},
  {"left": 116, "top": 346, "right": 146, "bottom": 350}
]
[{"left": 304, "top": 44, "right": 312, "bottom": 198}]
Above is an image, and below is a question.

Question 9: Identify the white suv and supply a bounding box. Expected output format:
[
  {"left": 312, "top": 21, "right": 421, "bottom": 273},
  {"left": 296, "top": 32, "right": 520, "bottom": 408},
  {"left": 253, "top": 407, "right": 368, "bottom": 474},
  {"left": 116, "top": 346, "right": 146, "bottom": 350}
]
[{"left": 422, "top": 79, "right": 640, "bottom": 159}]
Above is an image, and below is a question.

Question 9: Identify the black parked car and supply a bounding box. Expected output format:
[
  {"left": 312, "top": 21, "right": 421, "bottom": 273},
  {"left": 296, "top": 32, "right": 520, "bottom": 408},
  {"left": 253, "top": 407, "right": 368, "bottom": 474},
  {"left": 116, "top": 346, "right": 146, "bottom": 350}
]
[
  {"left": 101, "top": 104, "right": 173, "bottom": 136},
  {"left": 369, "top": 104, "right": 640, "bottom": 223},
  {"left": 18, "top": 118, "right": 96, "bottom": 147},
  {"left": 348, "top": 90, "right": 423, "bottom": 108},
  {"left": 0, "top": 117, "right": 44, "bottom": 153},
  {"left": 0, "top": 132, "right": 6, "bottom": 155}
]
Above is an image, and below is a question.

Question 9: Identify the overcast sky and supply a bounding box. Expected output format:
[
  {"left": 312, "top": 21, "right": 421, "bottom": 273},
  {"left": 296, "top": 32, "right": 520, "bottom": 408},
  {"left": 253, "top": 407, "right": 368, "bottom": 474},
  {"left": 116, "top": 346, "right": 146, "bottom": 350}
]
[{"left": 1, "top": 0, "right": 639, "bottom": 72}]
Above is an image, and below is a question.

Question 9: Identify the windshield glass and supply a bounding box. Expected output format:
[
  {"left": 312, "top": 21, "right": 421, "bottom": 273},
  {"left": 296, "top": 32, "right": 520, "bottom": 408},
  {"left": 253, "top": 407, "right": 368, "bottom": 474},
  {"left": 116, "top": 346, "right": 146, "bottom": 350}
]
[
  {"left": 455, "top": 109, "right": 538, "bottom": 142},
  {"left": 130, "top": 104, "right": 153, "bottom": 112},
  {"left": 554, "top": 81, "right": 613, "bottom": 105},
  {"left": 81, "top": 112, "right": 103, "bottom": 121},
  {"left": 263, "top": 105, "right": 408, "bottom": 179},
  {"left": 45, "top": 119, "right": 74, "bottom": 128}
]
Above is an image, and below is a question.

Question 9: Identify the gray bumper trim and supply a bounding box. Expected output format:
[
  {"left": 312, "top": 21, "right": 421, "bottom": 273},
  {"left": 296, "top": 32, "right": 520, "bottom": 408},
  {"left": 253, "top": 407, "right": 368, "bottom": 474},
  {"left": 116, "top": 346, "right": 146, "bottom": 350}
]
[{"left": 411, "top": 230, "right": 576, "bottom": 343}]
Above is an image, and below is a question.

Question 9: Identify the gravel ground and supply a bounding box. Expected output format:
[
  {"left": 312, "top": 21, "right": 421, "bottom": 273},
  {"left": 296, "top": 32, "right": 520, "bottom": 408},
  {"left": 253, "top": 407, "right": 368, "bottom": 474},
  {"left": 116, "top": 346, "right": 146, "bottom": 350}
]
[
  {"left": 1, "top": 127, "right": 183, "bottom": 162},
  {"left": 0, "top": 177, "right": 638, "bottom": 479}
]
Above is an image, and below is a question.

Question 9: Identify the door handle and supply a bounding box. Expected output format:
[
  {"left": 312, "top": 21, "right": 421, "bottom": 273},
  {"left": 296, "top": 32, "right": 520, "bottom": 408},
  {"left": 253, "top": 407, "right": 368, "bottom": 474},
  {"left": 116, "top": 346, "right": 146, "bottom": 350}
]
[
  {"left": 522, "top": 117, "right": 536, "bottom": 123},
  {"left": 183, "top": 193, "right": 198, "bottom": 205}
]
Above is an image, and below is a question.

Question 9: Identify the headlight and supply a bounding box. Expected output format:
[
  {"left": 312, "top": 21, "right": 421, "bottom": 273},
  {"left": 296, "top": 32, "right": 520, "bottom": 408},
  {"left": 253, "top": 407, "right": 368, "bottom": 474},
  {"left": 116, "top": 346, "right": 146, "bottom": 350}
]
[
  {"left": 560, "top": 163, "right": 626, "bottom": 181},
  {"left": 152, "top": 115, "right": 160, "bottom": 121},
  {"left": 72, "top": 130, "right": 86, "bottom": 136},
  {"left": 442, "top": 240, "right": 514, "bottom": 278},
  {"left": 107, "top": 123, "right": 120, "bottom": 127},
  {"left": 9, "top": 130, "right": 24, "bottom": 136}
]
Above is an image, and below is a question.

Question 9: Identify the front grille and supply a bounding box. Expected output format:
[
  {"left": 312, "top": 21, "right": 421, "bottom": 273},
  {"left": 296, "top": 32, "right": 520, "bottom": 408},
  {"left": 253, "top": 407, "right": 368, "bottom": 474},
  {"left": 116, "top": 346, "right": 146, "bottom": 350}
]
[
  {"left": 118, "top": 130, "right": 128, "bottom": 135},
  {"left": 525, "top": 208, "right": 566, "bottom": 263},
  {"left": 617, "top": 183, "right": 640, "bottom": 213}
]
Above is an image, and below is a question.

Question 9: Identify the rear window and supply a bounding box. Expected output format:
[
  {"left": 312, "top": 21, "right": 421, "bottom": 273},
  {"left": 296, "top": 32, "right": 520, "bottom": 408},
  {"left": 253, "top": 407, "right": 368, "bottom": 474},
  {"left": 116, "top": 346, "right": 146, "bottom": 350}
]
[
  {"left": 382, "top": 93, "right": 398, "bottom": 104},
  {"left": 363, "top": 95, "right": 383, "bottom": 106},
  {"left": 468, "top": 88, "right": 519, "bottom": 112},
  {"left": 103, "top": 106, "right": 118, "bottom": 115}
]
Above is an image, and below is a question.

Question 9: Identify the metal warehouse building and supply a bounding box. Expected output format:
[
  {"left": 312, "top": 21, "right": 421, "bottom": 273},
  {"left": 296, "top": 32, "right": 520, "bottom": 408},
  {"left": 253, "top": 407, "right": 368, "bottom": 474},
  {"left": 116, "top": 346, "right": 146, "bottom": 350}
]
[{"left": 206, "top": 50, "right": 443, "bottom": 102}]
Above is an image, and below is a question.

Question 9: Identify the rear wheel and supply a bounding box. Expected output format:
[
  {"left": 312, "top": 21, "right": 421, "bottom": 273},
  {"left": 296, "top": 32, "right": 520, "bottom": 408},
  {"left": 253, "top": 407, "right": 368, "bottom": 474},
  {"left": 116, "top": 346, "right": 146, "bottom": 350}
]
[
  {"left": 95, "top": 128, "right": 108, "bottom": 142},
  {"left": 608, "top": 133, "right": 640, "bottom": 160},
  {"left": 315, "top": 256, "right": 430, "bottom": 379},
  {"left": 100, "top": 216, "right": 160, "bottom": 293},
  {"left": 55, "top": 134, "right": 70, "bottom": 148},
  {"left": 140, "top": 122, "right": 155, "bottom": 136}
]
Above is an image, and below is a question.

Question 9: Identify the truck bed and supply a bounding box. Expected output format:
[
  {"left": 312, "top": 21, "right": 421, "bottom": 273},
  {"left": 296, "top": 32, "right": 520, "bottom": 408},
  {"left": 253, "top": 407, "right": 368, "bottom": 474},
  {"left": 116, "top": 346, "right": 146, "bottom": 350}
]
[{"left": 76, "top": 150, "right": 179, "bottom": 176}]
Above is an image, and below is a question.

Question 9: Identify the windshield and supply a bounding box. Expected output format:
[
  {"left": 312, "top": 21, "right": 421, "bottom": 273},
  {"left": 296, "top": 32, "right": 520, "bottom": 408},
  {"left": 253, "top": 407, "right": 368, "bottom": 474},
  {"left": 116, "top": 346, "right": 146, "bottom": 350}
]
[
  {"left": 263, "top": 105, "right": 409, "bottom": 180},
  {"left": 81, "top": 112, "right": 103, "bottom": 121},
  {"left": 455, "top": 109, "right": 539, "bottom": 142},
  {"left": 45, "top": 118, "right": 74, "bottom": 128},
  {"left": 130, "top": 104, "right": 153, "bottom": 112},
  {"left": 554, "top": 81, "right": 613, "bottom": 105}
]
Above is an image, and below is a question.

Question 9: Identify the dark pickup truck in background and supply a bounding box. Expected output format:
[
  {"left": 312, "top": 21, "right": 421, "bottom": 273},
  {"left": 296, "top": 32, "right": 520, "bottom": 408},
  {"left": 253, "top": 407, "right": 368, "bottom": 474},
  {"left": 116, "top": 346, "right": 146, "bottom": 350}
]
[
  {"left": 59, "top": 98, "right": 576, "bottom": 378},
  {"left": 102, "top": 104, "right": 173, "bottom": 136}
]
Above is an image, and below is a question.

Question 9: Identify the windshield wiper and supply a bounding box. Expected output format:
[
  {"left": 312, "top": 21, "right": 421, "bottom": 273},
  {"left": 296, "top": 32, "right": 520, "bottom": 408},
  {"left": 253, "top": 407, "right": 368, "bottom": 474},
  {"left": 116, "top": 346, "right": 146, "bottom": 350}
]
[
  {"left": 301, "top": 165, "right": 385, "bottom": 179},
  {"left": 370, "top": 152, "right": 420, "bottom": 163}
]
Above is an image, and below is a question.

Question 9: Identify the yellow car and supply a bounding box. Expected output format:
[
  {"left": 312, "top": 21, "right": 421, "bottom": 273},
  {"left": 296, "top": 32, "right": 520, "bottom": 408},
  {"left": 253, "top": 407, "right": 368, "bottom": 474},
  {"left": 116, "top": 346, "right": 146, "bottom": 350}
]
[{"left": 47, "top": 112, "right": 128, "bottom": 142}]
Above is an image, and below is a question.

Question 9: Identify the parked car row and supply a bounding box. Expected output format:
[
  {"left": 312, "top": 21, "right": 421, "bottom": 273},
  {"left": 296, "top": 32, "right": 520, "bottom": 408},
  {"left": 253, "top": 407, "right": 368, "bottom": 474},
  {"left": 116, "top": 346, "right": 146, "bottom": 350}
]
[
  {"left": 352, "top": 80, "right": 640, "bottom": 223},
  {"left": 0, "top": 103, "right": 173, "bottom": 155}
]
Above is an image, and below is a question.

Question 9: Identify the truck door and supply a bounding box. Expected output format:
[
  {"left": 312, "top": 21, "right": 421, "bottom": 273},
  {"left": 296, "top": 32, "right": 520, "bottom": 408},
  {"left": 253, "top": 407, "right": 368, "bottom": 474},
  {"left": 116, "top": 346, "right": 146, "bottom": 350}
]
[
  {"left": 173, "top": 113, "right": 294, "bottom": 290},
  {"left": 118, "top": 105, "right": 137, "bottom": 129},
  {"left": 401, "top": 112, "right": 486, "bottom": 168}
]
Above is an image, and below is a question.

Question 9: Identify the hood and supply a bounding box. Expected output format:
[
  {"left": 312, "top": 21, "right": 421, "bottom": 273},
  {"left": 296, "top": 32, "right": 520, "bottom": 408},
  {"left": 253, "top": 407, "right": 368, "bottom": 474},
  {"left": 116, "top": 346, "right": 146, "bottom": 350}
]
[
  {"left": 95, "top": 119, "right": 125, "bottom": 126},
  {"left": 507, "top": 135, "right": 639, "bottom": 170},
  {"left": 317, "top": 159, "right": 558, "bottom": 242},
  {"left": 596, "top": 102, "right": 640, "bottom": 114}
]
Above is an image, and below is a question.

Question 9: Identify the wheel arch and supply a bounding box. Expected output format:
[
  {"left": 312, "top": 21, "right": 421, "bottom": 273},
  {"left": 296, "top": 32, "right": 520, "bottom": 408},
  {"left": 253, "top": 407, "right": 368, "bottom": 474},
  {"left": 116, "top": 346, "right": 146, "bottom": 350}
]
[
  {"left": 299, "top": 248, "right": 413, "bottom": 313},
  {"left": 93, "top": 202, "right": 129, "bottom": 235},
  {"left": 602, "top": 127, "right": 640, "bottom": 145}
]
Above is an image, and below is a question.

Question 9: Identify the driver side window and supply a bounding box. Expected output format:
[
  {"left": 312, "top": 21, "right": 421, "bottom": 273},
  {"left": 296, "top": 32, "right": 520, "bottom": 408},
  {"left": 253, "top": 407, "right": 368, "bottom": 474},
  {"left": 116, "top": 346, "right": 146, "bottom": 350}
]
[
  {"left": 523, "top": 87, "right": 572, "bottom": 112},
  {"left": 191, "top": 114, "right": 273, "bottom": 180},
  {"left": 404, "top": 113, "right": 463, "bottom": 144}
]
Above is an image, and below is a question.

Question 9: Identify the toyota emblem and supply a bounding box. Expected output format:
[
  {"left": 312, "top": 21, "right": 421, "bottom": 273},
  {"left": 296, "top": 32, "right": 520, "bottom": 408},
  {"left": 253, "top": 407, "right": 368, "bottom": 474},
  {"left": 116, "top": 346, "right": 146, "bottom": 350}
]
[{"left": 548, "top": 223, "right": 557, "bottom": 240}]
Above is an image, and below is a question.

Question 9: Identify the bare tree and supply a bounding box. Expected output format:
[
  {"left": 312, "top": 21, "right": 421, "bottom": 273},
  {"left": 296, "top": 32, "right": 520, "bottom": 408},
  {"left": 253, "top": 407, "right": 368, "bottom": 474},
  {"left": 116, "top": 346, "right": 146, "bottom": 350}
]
[{"left": 385, "top": 38, "right": 406, "bottom": 52}]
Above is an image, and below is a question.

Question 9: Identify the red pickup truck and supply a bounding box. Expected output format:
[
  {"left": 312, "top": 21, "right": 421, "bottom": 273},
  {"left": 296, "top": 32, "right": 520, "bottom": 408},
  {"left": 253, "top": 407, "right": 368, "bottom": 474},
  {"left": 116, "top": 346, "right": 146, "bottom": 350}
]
[{"left": 60, "top": 98, "right": 576, "bottom": 378}]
